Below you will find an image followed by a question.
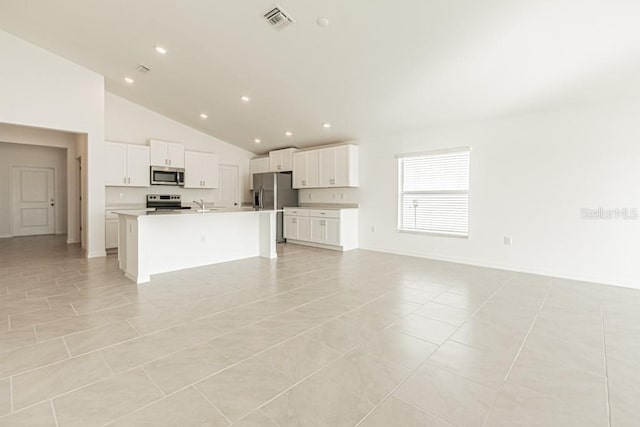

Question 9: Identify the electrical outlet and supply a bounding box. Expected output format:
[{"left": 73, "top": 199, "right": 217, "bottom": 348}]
[
  {"left": 504, "top": 236, "right": 512, "bottom": 246},
  {"left": 371, "top": 226, "right": 376, "bottom": 232},
  {"left": 340, "top": 193, "right": 345, "bottom": 200},
  {"left": 200, "top": 235, "right": 206, "bottom": 243},
  {"left": 332, "top": 193, "right": 336, "bottom": 199},
  {"left": 119, "top": 193, "right": 124, "bottom": 199},
  {"left": 308, "top": 193, "right": 312, "bottom": 199}
]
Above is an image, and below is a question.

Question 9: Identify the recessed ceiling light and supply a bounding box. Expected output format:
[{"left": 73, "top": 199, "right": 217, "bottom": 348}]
[
  {"left": 317, "top": 17, "right": 330, "bottom": 28},
  {"left": 241, "top": 96, "right": 251, "bottom": 102},
  {"left": 285, "top": 131, "right": 293, "bottom": 137},
  {"left": 254, "top": 138, "right": 261, "bottom": 144},
  {"left": 124, "top": 77, "right": 134, "bottom": 84},
  {"left": 155, "top": 45, "right": 167, "bottom": 55},
  {"left": 200, "top": 113, "right": 208, "bottom": 119},
  {"left": 322, "top": 122, "right": 331, "bottom": 128}
]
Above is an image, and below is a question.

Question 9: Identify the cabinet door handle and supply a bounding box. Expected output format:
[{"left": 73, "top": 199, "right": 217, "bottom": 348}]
[{"left": 123, "top": 177, "right": 127, "bottom": 184}]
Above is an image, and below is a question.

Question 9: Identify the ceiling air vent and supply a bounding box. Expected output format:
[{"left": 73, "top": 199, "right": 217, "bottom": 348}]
[
  {"left": 264, "top": 5, "right": 295, "bottom": 30},
  {"left": 136, "top": 64, "right": 151, "bottom": 74}
]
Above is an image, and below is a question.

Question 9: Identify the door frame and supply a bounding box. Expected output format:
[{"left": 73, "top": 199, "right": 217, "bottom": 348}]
[{"left": 10, "top": 165, "right": 56, "bottom": 237}]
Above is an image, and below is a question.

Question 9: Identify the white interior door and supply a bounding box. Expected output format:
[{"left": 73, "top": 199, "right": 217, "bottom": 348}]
[
  {"left": 217, "top": 164, "right": 239, "bottom": 207},
  {"left": 12, "top": 166, "right": 55, "bottom": 236}
]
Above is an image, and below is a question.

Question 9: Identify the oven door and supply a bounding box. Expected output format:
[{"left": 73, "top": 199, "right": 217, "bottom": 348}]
[{"left": 150, "top": 167, "right": 180, "bottom": 186}]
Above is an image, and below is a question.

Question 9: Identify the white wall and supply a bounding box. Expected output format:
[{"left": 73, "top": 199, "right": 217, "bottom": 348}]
[
  {"left": 104, "top": 93, "right": 255, "bottom": 207},
  {"left": 0, "top": 29, "right": 105, "bottom": 256},
  {"left": 328, "top": 100, "right": 639, "bottom": 288},
  {"left": 0, "top": 142, "right": 66, "bottom": 236}
]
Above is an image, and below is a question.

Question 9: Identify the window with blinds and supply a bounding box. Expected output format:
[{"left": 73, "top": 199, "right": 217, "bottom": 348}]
[{"left": 397, "top": 148, "right": 470, "bottom": 237}]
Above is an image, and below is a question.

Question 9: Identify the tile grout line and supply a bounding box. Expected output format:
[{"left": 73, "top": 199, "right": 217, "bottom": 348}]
[
  {"left": 60, "top": 336, "right": 72, "bottom": 359},
  {"left": 50, "top": 399, "right": 60, "bottom": 427},
  {"left": 9, "top": 376, "right": 13, "bottom": 413},
  {"left": 193, "top": 385, "right": 234, "bottom": 426},
  {"left": 69, "top": 303, "right": 80, "bottom": 316},
  {"left": 480, "top": 283, "right": 553, "bottom": 427},
  {"left": 355, "top": 278, "right": 511, "bottom": 426},
  {"left": 599, "top": 288, "right": 612, "bottom": 427},
  {"left": 140, "top": 366, "right": 166, "bottom": 397},
  {"left": 99, "top": 351, "right": 115, "bottom": 377}
]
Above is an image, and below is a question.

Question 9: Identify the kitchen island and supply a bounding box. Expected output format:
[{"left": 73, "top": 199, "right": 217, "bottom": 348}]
[{"left": 113, "top": 208, "right": 277, "bottom": 284}]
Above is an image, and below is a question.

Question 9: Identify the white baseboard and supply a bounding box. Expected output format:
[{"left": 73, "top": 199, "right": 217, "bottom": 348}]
[
  {"left": 0, "top": 234, "right": 12, "bottom": 239},
  {"left": 86, "top": 250, "right": 107, "bottom": 258},
  {"left": 359, "top": 245, "right": 637, "bottom": 290}
]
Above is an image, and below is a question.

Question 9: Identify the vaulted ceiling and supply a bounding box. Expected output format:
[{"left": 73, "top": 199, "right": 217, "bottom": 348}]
[{"left": 1, "top": 0, "right": 639, "bottom": 153}]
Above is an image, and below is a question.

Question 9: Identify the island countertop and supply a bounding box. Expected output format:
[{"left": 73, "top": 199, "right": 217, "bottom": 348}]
[
  {"left": 112, "top": 208, "right": 282, "bottom": 217},
  {"left": 114, "top": 208, "right": 278, "bottom": 283}
]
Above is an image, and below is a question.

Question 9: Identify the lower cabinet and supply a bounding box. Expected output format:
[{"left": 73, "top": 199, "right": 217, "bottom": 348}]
[
  {"left": 105, "top": 218, "right": 118, "bottom": 249},
  {"left": 310, "top": 217, "right": 340, "bottom": 246},
  {"left": 283, "top": 208, "right": 357, "bottom": 251},
  {"left": 284, "top": 215, "right": 310, "bottom": 241}
]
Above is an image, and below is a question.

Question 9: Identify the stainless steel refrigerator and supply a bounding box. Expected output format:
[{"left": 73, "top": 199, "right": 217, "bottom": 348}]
[{"left": 253, "top": 172, "right": 298, "bottom": 243}]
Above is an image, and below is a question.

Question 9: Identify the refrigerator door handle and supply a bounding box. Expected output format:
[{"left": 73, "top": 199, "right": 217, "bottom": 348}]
[{"left": 259, "top": 188, "right": 264, "bottom": 209}]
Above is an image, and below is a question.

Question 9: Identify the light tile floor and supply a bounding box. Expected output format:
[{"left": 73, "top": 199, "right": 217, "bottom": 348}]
[{"left": 0, "top": 235, "right": 638, "bottom": 426}]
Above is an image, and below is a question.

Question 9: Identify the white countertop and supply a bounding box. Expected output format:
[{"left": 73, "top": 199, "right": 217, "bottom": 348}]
[
  {"left": 283, "top": 206, "right": 358, "bottom": 210},
  {"left": 113, "top": 208, "right": 281, "bottom": 217}
]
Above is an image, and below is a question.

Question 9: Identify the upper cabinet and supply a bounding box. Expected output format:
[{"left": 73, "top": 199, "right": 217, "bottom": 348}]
[
  {"left": 269, "top": 148, "right": 298, "bottom": 172},
  {"left": 293, "top": 144, "right": 358, "bottom": 188},
  {"left": 149, "top": 139, "right": 184, "bottom": 168},
  {"left": 292, "top": 150, "right": 319, "bottom": 189},
  {"left": 184, "top": 151, "right": 219, "bottom": 188},
  {"left": 318, "top": 145, "right": 359, "bottom": 187},
  {"left": 249, "top": 157, "right": 270, "bottom": 190},
  {"left": 105, "top": 142, "right": 150, "bottom": 187}
]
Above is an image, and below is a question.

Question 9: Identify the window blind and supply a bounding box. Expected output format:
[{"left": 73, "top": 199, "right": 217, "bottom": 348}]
[{"left": 397, "top": 149, "right": 470, "bottom": 237}]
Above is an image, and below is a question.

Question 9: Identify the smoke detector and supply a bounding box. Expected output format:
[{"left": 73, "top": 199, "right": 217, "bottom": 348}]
[
  {"left": 136, "top": 64, "right": 151, "bottom": 74},
  {"left": 264, "top": 5, "right": 295, "bottom": 30}
]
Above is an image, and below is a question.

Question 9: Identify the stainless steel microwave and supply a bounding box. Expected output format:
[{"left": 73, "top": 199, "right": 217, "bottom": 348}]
[{"left": 150, "top": 166, "right": 185, "bottom": 186}]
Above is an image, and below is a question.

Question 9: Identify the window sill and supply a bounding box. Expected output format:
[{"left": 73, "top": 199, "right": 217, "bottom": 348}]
[{"left": 397, "top": 229, "right": 469, "bottom": 239}]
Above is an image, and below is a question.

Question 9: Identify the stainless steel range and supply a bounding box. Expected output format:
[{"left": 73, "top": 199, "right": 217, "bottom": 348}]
[{"left": 146, "top": 194, "right": 191, "bottom": 210}]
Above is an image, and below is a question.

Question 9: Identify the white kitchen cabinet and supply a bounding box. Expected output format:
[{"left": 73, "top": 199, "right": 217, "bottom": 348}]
[
  {"left": 292, "top": 150, "right": 319, "bottom": 189},
  {"left": 269, "top": 148, "right": 298, "bottom": 172},
  {"left": 310, "top": 217, "right": 340, "bottom": 246},
  {"left": 249, "top": 157, "right": 270, "bottom": 190},
  {"left": 184, "top": 151, "right": 219, "bottom": 188},
  {"left": 105, "top": 218, "right": 118, "bottom": 249},
  {"left": 149, "top": 139, "right": 184, "bottom": 168},
  {"left": 105, "top": 142, "right": 150, "bottom": 187},
  {"left": 283, "top": 208, "right": 358, "bottom": 250},
  {"left": 284, "top": 210, "right": 311, "bottom": 241},
  {"left": 318, "top": 144, "right": 359, "bottom": 187}
]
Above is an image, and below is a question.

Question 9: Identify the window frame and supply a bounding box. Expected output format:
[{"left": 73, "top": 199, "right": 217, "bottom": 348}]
[{"left": 396, "top": 146, "right": 471, "bottom": 238}]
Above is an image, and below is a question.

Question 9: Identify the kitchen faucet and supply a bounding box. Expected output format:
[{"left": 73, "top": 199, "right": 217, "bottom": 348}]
[{"left": 193, "top": 199, "right": 205, "bottom": 211}]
